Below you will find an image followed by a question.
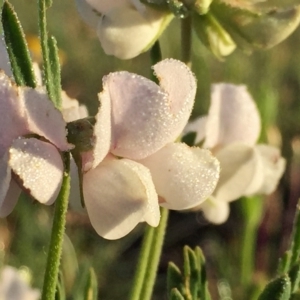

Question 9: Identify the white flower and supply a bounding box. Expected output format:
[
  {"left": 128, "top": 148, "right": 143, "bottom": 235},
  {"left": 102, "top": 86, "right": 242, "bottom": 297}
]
[
  {"left": 75, "top": 0, "right": 172, "bottom": 59},
  {"left": 0, "top": 72, "right": 71, "bottom": 217},
  {"left": 185, "top": 83, "right": 286, "bottom": 224},
  {"left": 75, "top": 59, "right": 220, "bottom": 239},
  {"left": 0, "top": 266, "right": 40, "bottom": 300}
]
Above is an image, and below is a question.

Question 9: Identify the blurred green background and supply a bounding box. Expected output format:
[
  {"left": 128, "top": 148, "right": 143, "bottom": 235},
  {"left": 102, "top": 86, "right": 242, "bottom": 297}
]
[{"left": 1, "top": 0, "right": 300, "bottom": 299}]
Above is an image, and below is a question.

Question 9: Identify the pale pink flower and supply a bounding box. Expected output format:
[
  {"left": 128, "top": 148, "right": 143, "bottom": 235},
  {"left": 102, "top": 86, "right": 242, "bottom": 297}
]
[
  {"left": 0, "top": 266, "right": 40, "bottom": 300},
  {"left": 78, "top": 59, "right": 220, "bottom": 239},
  {"left": 0, "top": 72, "right": 70, "bottom": 217},
  {"left": 185, "top": 83, "right": 286, "bottom": 224},
  {"left": 75, "top": 0, "right": 172, "bottom": 59}
]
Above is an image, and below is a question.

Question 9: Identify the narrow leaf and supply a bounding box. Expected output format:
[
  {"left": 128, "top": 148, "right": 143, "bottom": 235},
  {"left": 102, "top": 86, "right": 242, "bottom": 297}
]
[
  {"left": 290, "top": 203, "right": 300, "bottom": 268},
  {"left": 167, "top": 262, "right": 183, "bottom": 296},
  {"left": 187, "top": 247, "right": 200, "bottom": 300},
  {"left": 83, "top": 267, "right": 98, "bottom": 300},
  {"left": 170, "top": 288, "right": 185, "bottom": 300},
  {"left": 278, "top": 251, "right": 292, "bottom": 275},
  {"left": 2, "top": 1, "right": 37, "bottom": 87},
  {"left": 289, "top": 263, "right": 300, "bottom": 293},
  {"left": 55, "top": 272, "right": 66, "bottom": 300},
  {"left": 258, "top": 275, "right": 291, "bottom": 300},
  {"left": 48, "top": 36, "right": 62, "bottom": 109}
]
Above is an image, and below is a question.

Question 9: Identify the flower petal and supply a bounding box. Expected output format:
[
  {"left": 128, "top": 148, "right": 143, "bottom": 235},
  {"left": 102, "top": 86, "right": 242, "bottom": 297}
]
[
  {"left": 83, "top": 157, "right": 160, "bottom": 239},
  {"left": 81, "top": 89, "right": 111, "bottom": 171},
  {"left": 204, "top": 84, "right": 261, "bottom": 148},
  {"left": 0, "top": 152, "right": 11, "bottom": 212},
  {"left": 107, "top": 59, "right": 196, "bottom": 159},
  {"left": 255, "top": 144, "right": 286, "bottom": 194},
  {"left": 214, "top": 143, "right": 264, "bottom": 202},
  {"left": 75, "top": 0, "right": 101, "bottom": 28},
  {"left": 200, "top": 197, "right": 230, "bottom": 224},
  {"left": 0, "top": 72, "right": 28, "bottom": 156},
  {"left": 138, "top": 143, "right": 220, "bottom": 210},
  {"left": 97, "top": 5, "right": 170, "bottom": 59},
  {"left": 20, "top": 86, "right": 70, "bottom": 151},
  {"left": 0, "top": 180, "right": 21, "bottom": 218},
  {"left": 61, "top": 91, "right": 88, "bottom": 122},
  {"left": 9, "top": 138, "right": 64, "bottom": 205}
]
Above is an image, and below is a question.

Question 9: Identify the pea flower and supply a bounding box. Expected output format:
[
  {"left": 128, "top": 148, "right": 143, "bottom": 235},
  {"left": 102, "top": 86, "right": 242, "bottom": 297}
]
[
  {"left": 184, "top": 83, "right": 286, "bottom": 224},
  {"left": 0, "top": 72, "right": 70, "bottom": 217},
  {"left": 75, "top": 0, "right": 172, "bottom": 59},
  {"left": 0, "top": 266, "right": 40, "bottom": 300},
  {"left": 68, "top": 59, "right": 220, "bottom": 239}
]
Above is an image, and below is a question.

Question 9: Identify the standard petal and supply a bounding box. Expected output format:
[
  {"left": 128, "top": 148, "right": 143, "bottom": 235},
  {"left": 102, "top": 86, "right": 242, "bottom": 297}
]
[
  {"left": 97, "top": 5, "right": 171, "bottom": 59},
  {"left": 20, "top": 86, "right": 70, "bottom": 151},
  {"left": 0, "top": 72, "right": 28, "bottom": 156},
  {"left": 204, "top": 84, "right": 261, "bottom": 149},
  {"left": 81, "top": 89, "right": 111, "bottom": 171},
  {"left": 61, "top": 91, "right": 88, "bottom": 122},
  {"left": 0, "top": 180, "right": 21, "bottom": 218},
  {"left": 213, "top": 143, "right": 264, "bottom": 202},
  {"left": 0, "top": 152, "right": 11, "bottom": 212},
  {"left": 75, "top": 0, "right": 101, "bottom": 28},
  {"left": 255, "top": 144, "right": 286, "bottom": 194},
  {"left": 183, "top": 116, "right": 207, "bottom": 144},
  {"left": 83, "top": 157, "right": 160, "bottom": 240},
  {"left": 9, "top": 138, "right": 64, "bottom": 205},
  {"left": 107, "top": 59, "right": 196, "bottom": 160},
  {"left": 138, "top": 143, "right": 220, "bottom": 210},
  {"left": 199, "top": 197, "right": 230, "bottom": 224}
]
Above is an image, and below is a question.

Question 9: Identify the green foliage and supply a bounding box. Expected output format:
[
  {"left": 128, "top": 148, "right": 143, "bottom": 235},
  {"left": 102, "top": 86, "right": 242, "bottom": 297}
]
[
  {"left": 1, "top": 1, "right": 37, "bottom": 87},
  {"left": 167, "top": 246, "right": 211, "bottom": 300},
  {"left": 258, "top": 275, "right": 291, "bottom": 300}
]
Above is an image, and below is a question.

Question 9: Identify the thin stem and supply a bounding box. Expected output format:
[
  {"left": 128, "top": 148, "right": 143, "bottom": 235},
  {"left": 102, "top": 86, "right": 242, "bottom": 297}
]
[
  {"left": 129, "top": 226, "right": 155, "bottom": 300},
  {"left": 41, "top": 153, "right": 71, "bottom": 300},
  {"left": 181, "top": 16, "right": 192, "bottom": 68},
  {"left": 139, "top": 208, "right": 169, "bottom": 300},
  {"left": 129, "top": 208, "right": 169, "bottom": 300}
]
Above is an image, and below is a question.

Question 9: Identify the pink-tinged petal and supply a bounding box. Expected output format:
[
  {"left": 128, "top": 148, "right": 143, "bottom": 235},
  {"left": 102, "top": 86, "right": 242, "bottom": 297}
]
[
  {"left": 214, "top": 143, "right": 264, "bottom": 202},
  {"left": 0, "top": 37, "right": 12, "bottom": 77},
  {"left": 20, "top": 87, "right": 70, "bottom": 151},
  {"left": 199, "top": 198, "right": 230, "bottom": 224},
  {"left": 255, "top": 144, "right": 286, "bottom": 194},
  {"left": 0, "top": 180, "right": 21, "bottom": 218},
  {"left": 85, "top": 0, "right": 130, "bottom": 14},
  {"left": 83, "top": 157, "right": 160, "bottom": 240},
  {"left": 9, "top": 138, "right": 64, "bottom": 205},
  {"left": 204, "top": 84, "right": 261, "bottom": 149},
  {"left": 98, "top": 5, "right": 171, "bottom": 59},
  {"left": 61, "top": 91, "right": 88, "bottom": 122},
  {"left": 0, "top": 72, "right": 28, "bottom": 156},
  {"left": 81, "top": 90, "right": 111, "bottom": 171},
  {"left": 108, "top": 59, "right": 196, "bottom": 159},
  {"left": 183, "top": 116, "right": 207, "bottom": 144},
  {"left": 138, "top": 143, "right": 220, "bottom": 210},
  {"left": 0, "top": 152, "right": 11, "bottom": 211}
]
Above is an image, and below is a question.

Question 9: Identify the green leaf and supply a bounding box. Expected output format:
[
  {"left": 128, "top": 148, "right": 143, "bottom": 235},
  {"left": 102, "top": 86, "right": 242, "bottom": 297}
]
[
  {"left": 170, "top": 288, "right": 185, "bottom": 300},
  {"left": 48, "top": 36, "right": 62, "bottom": 109},
  {"left": 186, "top": 247, "right": 200, "bottom": 299},
  {"left": 289, "top": 263, "right": 300, "bottom": 293},
  {"left": 83, "top": 268, "right": 98, "bottom": 300},
  {"left": 167, "top": 262, "right": 183, "bottom": 296},
  {"left": 195, "top": 247, "right": 211, "bottom": 300},
  {"left": 55, "top": 272, "right": 66, "bottom": 300},
  {"left": 258, "top": 275, "right": 292, "bottom": 300},
  {"left": 211, "top": 1, "right": 300, "bottom": 51},
  {"left": 290, "top": 204, "right": 300, "bottom": 268},
  {"left": 1, "top": 1, "right": 37, "bottom": 87},
  {"left": 278, "top": 251, "right": 292, "bottom": 275}
]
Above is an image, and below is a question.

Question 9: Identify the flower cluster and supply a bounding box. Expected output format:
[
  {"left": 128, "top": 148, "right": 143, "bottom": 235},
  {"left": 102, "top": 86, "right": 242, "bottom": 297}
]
[
  {"left": 69, "top": 59, "right": 220, "bottom": 239},
  {"left": 185, "top": 83, "right": 286, "bottom": 223}
]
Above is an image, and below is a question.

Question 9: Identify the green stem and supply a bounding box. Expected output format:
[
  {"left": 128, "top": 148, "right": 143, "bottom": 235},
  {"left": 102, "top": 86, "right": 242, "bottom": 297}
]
[
  {"left": 181, "top": 16, "right": 192, "bottom": 68},
  {"left": 129, "top": 225, "right": 155, "bottom": 300},
  {"left": 129, "top": 208, "right": 169, "bottom": 300},
  {"left": 41, "top": 153, "right": 71, "bottom": 300}
]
